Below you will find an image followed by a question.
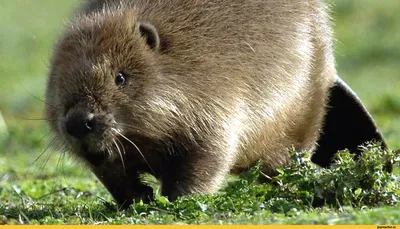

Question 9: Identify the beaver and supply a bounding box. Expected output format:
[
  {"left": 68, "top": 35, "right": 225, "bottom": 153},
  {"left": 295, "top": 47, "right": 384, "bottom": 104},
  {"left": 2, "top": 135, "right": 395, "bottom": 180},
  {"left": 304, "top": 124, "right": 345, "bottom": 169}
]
[{"left": 44, "top": 0, "right": 388, "bottom": 208}]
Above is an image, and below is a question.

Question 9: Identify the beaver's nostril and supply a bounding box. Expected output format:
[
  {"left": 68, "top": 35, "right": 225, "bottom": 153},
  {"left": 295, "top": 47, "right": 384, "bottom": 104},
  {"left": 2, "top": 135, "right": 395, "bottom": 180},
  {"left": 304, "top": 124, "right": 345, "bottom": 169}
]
[
  {"left": 85, "top": 113, "right": 96, "bottom": 130},
  {"left": 65, "top": 111, "right": 96, "bottom": 138}
]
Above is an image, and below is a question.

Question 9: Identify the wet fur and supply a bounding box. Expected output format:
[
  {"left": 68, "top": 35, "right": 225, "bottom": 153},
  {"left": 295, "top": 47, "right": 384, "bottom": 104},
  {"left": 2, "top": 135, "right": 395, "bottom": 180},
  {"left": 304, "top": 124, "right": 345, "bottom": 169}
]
[{"left": 45, "top": 0, "right": 337, "bottom": 207}]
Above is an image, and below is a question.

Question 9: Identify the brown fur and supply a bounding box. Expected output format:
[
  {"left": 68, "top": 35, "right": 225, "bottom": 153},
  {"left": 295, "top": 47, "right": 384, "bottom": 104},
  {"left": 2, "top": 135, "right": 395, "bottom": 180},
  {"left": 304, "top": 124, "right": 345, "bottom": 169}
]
[{"left": 45, "top": 0, "right": 337, "bottom": 207}]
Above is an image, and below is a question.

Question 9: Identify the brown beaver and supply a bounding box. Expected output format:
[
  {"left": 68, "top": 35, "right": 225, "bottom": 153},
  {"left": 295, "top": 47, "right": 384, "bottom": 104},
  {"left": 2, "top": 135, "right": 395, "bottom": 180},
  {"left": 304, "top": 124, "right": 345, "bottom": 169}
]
[{"left": 44, "top": 0, "right": 388, "bottom": 208}]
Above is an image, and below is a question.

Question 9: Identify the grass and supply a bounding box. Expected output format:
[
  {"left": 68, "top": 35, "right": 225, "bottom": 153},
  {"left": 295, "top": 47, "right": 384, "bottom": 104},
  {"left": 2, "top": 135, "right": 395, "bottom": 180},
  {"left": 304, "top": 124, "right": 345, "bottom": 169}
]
[
  {"left": 1, "top": 0, "right": 399, "bottom": 225},
  {"left": 1, "top": 145, "right": 399, "bottom": 225}
]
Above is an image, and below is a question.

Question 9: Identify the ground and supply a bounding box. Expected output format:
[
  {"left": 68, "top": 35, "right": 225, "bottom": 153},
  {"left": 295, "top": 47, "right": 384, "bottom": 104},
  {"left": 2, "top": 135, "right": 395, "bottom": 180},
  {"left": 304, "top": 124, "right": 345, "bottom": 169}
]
[{"left": 0, "top": 0, "right": 399, "bottom": 225}]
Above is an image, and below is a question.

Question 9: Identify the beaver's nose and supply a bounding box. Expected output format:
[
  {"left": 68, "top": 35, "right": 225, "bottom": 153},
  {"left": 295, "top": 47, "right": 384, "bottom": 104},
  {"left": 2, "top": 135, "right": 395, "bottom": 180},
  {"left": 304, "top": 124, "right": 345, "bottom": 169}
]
[{"left": 65, "top": 110, "right": 96, "bottom": 138}]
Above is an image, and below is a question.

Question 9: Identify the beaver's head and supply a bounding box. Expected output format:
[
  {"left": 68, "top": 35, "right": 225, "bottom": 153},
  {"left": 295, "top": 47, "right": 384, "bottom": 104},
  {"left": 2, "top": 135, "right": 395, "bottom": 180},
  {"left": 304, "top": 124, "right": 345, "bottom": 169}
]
[{"left": 44, "top": 9, "right": 186, "bottom": 167}]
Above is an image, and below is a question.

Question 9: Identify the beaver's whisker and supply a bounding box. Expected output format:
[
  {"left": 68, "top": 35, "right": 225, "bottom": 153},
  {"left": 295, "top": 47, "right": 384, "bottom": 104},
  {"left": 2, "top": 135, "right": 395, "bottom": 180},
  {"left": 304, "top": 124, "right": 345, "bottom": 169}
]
[
  {"left": 37, "top": 131, "right": 52, "bottom": 144},
  {"left": 37, "top": 145, "right": 54, "bottom": 176},
  {"left": 105, "top": 144, "right": 112, "bottom": 158},
  {"left": 57, "top": 147, "right": 70, "bottom": 184},
  {"left": 114, "top": 131, "right": 155, "bottom": 174},
  {"left": 16, "top": 117, "right": 59, "bottom": 122},
  {"left": 112, "top": 138, "right": 126, "bottom": 173},
  {"left": 116, "top": 123, "right": 137, "bottom": 129},
  {"left": 115, "top": 136, "right": 126, "bottom": 155},
  {"left": 27, "top": 137, "right": 57, "bottom": 175},
  {"left": 56, "top": 150, "right": 66, "bottom": 170},
  {"left": 21, "top": 84, "right": 61, "bottom": 111},
  {"left": 109, "top": 146, "right": 114, "bottom": 158}
]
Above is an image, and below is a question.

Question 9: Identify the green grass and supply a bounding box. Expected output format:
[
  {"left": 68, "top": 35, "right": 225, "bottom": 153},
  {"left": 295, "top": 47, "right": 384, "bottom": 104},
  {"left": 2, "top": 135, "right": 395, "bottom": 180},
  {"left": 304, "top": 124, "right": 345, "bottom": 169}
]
[
  {"left": 1, "top": 145, "right": 399, "bottom": 225},
  {"left": 1, "top": 0, "right": 399, "bottom": 225}
]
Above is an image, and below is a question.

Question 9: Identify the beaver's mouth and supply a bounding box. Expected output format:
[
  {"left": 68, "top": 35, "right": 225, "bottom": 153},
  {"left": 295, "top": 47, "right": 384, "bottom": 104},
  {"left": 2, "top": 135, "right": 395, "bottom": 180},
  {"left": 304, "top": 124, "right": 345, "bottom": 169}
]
[{"left": 81, "top": 144, "right": 107, "bottom": 167}]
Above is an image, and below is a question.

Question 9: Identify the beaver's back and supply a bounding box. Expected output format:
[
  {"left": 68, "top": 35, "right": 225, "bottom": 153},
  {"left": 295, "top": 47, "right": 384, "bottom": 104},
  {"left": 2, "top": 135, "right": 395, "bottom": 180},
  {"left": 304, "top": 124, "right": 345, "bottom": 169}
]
[{"left": 78, "top": 0, "right": 336, "bottom": 173}]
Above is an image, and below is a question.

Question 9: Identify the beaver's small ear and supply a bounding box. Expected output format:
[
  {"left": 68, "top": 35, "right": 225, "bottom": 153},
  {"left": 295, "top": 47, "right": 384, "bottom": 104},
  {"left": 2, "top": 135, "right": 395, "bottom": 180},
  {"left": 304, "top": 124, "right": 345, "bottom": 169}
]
[{"left": 136, "top": 22, "right": 160, "bottom": 51}]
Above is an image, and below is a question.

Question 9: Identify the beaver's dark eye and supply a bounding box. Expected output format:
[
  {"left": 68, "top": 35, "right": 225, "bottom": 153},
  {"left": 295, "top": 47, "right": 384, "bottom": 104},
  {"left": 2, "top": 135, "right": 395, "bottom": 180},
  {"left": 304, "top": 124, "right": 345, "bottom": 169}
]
[{"left": 115, "top": 72, "right": 126, "bottom": 86}]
